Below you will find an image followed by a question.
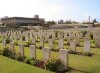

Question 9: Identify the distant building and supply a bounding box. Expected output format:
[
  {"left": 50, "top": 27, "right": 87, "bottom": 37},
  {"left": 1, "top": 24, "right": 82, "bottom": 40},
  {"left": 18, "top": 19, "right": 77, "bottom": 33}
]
[{"left": 1, "top": 15, "right": 45, "bottom": 26}]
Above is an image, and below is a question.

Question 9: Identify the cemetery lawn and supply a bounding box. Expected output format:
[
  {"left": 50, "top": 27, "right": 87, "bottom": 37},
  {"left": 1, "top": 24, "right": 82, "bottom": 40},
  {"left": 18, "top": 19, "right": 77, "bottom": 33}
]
[
  {"left": 0, "top": 55, "right": 54, "bottom": 73},
  {"left": 0, "top": 41, "right": 100, "bottom": 73}
]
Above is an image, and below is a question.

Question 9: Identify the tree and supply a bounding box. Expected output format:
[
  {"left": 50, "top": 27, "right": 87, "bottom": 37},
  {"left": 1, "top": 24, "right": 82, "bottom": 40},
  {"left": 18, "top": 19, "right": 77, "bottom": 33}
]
[
  {"left": 92, "top": 19, "right": 98, "bottom": 23},
  {"left": 71, "top": 21, "right": 79, "bottom": 24},
  {"left": 58, "top": 20, "right": 64, "bottom": 24},
  {"left": 92, "top": 19, "right": 98, "bottom": 27},
  {"left": 82, "top": 22, "right": 92, "bottom": 24},
  {"left": 64, "top": 20, "right": 72, "bottom": 24},
  {"left": 46, "top": 21, "right": 56, "bottom": 26}
]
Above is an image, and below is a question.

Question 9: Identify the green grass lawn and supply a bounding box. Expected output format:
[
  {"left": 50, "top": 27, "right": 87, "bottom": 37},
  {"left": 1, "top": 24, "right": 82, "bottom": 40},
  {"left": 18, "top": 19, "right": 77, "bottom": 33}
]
[
  {"left": 0, "top": 39, "right": 100, "bottom": 73},
  {"left": 0, "top": 55, "right": 54, "bottom": 73}
]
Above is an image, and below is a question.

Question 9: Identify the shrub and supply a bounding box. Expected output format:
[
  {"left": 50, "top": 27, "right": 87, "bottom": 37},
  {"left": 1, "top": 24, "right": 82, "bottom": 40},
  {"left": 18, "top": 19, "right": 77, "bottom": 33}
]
[
  {"left": 22, "top": 36, "right": 25, "bottom": 41},
  {"left": 49, "top": 35, "right": 52, "bottom": 39},
  {"left": 25, "top": 40, "right": 32, "bottom": 47},
  {"left": 30, "top": 59, "right": 37, "bottom": 66},
  {"left": 2, "top": 47, "right": 13, "bottom": 58},
  {"left": 24, "top": 58, "right": 37, "bottom": 66},
  {"left": 80, "top": 31, "right": 88, "bottom": 37},
  {"left": 51, "top": 48, "right": 59, "bottom": 52},
  {"left": 23, "top": 27, "right": 30, "bottom": 31},
  {"left": 15, "top": 53, "right": 25, "bottom": 62},
  {"left": 24, "top": 58, "right": 30, "bottom": 64},
  {"left": 24, "top": 58, "right": 45, "bottom": 68},
  {"left": 46, "top": 59, "right": 65, "bottom": 72},
  {"left": 36, "top": 60, "right": 45, "bottom": 69},
  {"left": 64, "top": 39, "right": 67, "bottom": 41},
  {"left": 0, "top": 36, "right": 2, "bottom": 43},
  {"left": 0, "top": 36, "right": 1, "bottom": 38},
  {"left": 14, "top": 41, "right": 18, "bottom": 46},
  {"left": 90, "top": 33, "right": 93, "bottom": 40},
  {"left": 6, "top": 24, "right": 20, "bottom": 28},
  {"left": 0, "top": 50, "right": 2, "bottom": 55},
  {"left": 5, "top": 37, "right": 10, "bottom": 44},
  {"left": 38, "top": 46, "right": 43, "bottom": 49},
  {"left": 55, "top": 31, "right": 59, "bottom": 38}
]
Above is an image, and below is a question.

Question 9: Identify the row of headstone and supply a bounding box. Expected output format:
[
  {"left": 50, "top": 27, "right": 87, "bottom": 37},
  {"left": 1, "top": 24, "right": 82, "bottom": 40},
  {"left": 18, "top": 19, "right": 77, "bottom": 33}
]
[
  {"left": 1, "top": 38, "right": 69, "bottom": 70},
  {"left": 19, "top": 44, "right": 69, "bottom": 70},
  {"left": 2, "top": 30, "right": 91, "bottom": 55},
  {"left": 2, "top": 28, "right": 100, "bottom": 55}
]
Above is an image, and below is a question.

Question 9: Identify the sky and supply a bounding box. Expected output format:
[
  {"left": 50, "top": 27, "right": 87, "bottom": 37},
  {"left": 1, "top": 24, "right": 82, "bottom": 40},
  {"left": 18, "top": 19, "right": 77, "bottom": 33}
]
[{"left": 0, "top": 0, "right": 100, "bottom": 22}]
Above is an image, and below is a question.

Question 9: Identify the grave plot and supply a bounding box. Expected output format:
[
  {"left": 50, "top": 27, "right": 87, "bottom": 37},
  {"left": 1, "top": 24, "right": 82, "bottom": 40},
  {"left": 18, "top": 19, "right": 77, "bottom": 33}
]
[{"left": 0, "top": 28, "right": 100, "bottom": 73}]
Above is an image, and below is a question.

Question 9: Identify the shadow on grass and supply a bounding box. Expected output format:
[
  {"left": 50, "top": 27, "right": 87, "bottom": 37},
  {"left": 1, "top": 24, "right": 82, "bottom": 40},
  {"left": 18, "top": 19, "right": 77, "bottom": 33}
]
[
  {"left": 68, "top": 67, "right": 91, "bottom": 73},
  {"left": 69, "top": 51, "right": 94, "bottom": 57},
  {"left": 78, "top": 44, "right": 100, "bottom": 48},
  {"left": 76, "top": 45, "right": 83, "bottom": 47},
  {"left": 91, "top": 46, "right": 98, "bottom": 48}
]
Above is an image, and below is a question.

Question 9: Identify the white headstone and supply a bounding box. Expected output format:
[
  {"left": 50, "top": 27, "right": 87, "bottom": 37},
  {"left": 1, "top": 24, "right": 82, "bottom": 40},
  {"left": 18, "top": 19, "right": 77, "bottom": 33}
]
[
  {"left": 32, "top": 37, "right": 36, "bottom": 45},
  {"left": 30, "top": 45, "right": 36, "bottom": 59},
  {"left": 84, "top": 40, "right": 90, "bottom": 54},
  {"left": 70, "top": 40, "right": 76, "bottom": 52},
  {"left": 25, "top": 36, "right": 28, "bottom": 42},
  {"left": 10, "top": 42, "right": 15, "bottom": 54},
  {"left": 19, "top": 44, "right": 24, "bottom": 57},
  {"left": 2, "top": 39, "right": 6, "bottom": 49},
  {"left": 42, "top": 47, "right": 50, "bottom": 61},
  {"left": 58, "top": 38, "right": 64, "bottom": 49},
  {"left": 59, "top": 49, "right": 69, "bottom": 70},
  {"left": 20, "top": 36, "right": 23, "bottom": 43},
  {"left": 49, "top": 39, "right": 53, "bottom": 49},
  {"left": 40, "top": 38, "right": 44, "bottom": 47}
]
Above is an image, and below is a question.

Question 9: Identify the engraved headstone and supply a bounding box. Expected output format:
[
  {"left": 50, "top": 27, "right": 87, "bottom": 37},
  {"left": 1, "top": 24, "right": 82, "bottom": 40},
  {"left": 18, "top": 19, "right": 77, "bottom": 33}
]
[
  {"left": 19, "top": 44, "right": 24, "bottom": 58},
  {"left": 70, "top": 39, "right": 76, "bottom": 52},
  {"left": 30, "top": 45, "right": 36, "bottom": 59},
  {"left": 59, "top": 49, "right": 69, "bottom": 70},
  {"left": 42, "top": 47, "right": 50, "bottom": 61}
]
